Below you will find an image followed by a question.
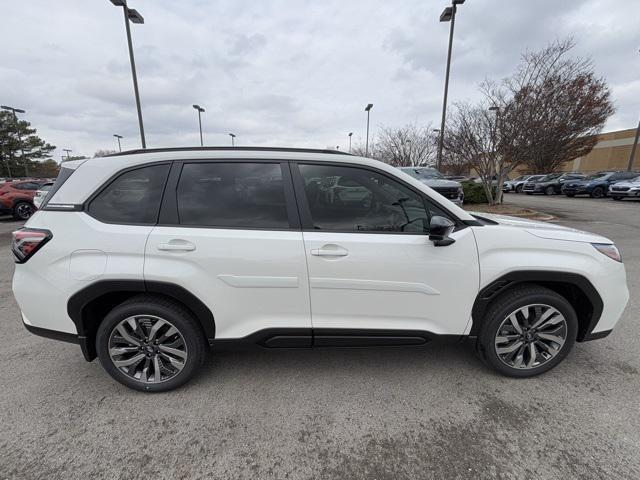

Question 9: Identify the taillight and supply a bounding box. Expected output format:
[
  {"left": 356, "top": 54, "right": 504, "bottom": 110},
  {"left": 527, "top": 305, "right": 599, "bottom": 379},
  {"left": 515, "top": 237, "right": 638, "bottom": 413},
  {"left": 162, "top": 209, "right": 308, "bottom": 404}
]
[{"left": 11, "top": 228, "right": 52, "bottom": 263}]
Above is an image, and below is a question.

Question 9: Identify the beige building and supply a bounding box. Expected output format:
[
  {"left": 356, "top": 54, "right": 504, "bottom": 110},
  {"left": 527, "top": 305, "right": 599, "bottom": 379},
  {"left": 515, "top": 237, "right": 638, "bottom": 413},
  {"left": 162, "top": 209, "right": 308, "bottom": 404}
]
[{"left": 560, "top": 127, "right": 639, "bottom": 174}]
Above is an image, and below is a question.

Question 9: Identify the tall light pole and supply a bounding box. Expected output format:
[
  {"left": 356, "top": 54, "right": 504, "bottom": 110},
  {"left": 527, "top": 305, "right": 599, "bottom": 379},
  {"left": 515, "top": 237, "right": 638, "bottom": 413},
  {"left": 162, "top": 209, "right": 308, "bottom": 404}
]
[
  {"left": 113, "top": 134, "right": 123, "bottom": 152},
  {"left": 365, "top": 103, "right": 373, "bottom": 157},
  {"left": 109, "top": 0, "right": 146, "bottom": 149},
  {"left": 192, "top": 105, "right": 205, "bottom": 146},
  {"left": 63, "top": 149, "right": 72, "bottom": 159},
  {"left": 348, "top": 132, "right": 353, "bottom": 153},
  {"left": 229, "top": 133, "right": 236, "bottom": 147},
  {"left": 1, "top": 105, "right": 26, "bottom": 177},
  {"left": 436, "top": 0, "right": 465, "bottom": 171}
]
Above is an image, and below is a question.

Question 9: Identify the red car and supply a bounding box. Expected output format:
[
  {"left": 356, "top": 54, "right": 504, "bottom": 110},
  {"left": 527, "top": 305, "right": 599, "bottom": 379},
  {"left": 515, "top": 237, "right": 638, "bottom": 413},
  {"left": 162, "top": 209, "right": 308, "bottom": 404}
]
[{"left": 0, "top": 180, "right": 44, "bottom": 220}]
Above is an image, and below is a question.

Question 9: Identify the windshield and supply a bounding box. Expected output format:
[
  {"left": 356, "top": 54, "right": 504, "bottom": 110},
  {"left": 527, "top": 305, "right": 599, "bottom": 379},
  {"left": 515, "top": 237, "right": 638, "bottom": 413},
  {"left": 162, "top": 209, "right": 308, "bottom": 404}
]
[
  {"left": 538, "top": 174, "right": 561, "bottom": 182},
  {"left": 586, "top": 172, "right": 610, "bottom": 180},
  {"left": 527, "top": 175, "right": 544, "bottom": 182},
  {"left": 400, "top": 167, "right": 444, "bottom": 180}
]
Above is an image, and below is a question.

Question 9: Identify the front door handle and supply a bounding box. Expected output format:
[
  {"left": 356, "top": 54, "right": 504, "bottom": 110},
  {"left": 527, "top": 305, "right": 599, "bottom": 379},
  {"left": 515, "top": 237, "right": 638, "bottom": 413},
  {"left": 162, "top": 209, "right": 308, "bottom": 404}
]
[
  {"left": 310, "top": 245, "right": 349, "bottom": 257},
  {"left": 157, "top": 241, "right": 196, "bottom": 252}
]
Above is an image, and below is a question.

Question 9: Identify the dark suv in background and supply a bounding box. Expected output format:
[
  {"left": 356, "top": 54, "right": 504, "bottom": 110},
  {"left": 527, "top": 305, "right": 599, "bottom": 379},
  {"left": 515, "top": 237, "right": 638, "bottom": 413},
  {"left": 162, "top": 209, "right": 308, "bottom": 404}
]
[
  {"left": 561, "top": 171, "right": 640, "bottom": 198},
  {"left": 522, "top": 172, "right": 585, "bottom": 195},
  {"left": 399, "top": 167, "right": 464, "bottom": 206}
]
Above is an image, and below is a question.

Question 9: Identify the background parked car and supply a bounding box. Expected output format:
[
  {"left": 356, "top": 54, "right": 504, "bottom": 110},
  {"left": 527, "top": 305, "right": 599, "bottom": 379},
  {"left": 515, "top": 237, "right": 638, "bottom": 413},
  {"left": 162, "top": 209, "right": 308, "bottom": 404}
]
[
  {"left": 561, "top": 171, "right": 640, "bottom": 198},
  {"left": 399, "top": 167, "right": 464, "bottom": 206},
  {"left": 503, "top": 175, "right": 537, "bottom": 193},
  {"left": 0, "top": 180, "right": 43, "bottom": 219},
  {"left": 33, "top": 182, "right": 54, "bottom": 209},
  {"left": 523, "top": 172, "right": 585, "bottom": 195},
  {"left": 609, "top": 175, "right": 640, "bottom": 201}
]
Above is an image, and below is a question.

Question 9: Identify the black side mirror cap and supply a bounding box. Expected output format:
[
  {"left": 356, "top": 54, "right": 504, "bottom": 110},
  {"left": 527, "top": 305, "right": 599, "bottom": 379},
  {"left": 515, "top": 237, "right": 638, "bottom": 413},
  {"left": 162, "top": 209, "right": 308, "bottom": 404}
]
[{"left": 429, "top": 216, "right": 456, "bottom": 246}]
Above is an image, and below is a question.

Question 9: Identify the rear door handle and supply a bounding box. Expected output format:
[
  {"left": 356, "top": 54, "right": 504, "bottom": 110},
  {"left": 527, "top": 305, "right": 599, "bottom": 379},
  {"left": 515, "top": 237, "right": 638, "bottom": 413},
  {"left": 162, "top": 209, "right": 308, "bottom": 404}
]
[
  {"left": 310, "top": 245, "right": 349, "bottom": 257},
  {"left": 157, "top": 241, "right": 196, "bottom": 252}
]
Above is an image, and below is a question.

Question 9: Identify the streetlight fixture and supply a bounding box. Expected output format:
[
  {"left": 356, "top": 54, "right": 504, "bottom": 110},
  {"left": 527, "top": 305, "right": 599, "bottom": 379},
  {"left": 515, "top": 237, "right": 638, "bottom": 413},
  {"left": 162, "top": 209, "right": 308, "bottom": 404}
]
[
  {"left": 436, "top": 0, "right": 465, "bottom": 170},
  {"left": 113, "top": 134, "right": 123, "bottom": 152},
  {"left": 229, "top": 133, "right": 236, "bottom": 147},
  {"left": 63, "top": 149, "right": 73, "bottom": 159},
  {"left": 348, "top": 132, "right": 353, "bottom": 153},
  {"left": 364, "top": 103, "right": 373, "bottom": 157},
  {"left": 109, "top": 0, "right": 146, "bottom": 149},
  {"left": 1, "top": 105, "right": 27, "bottom": 177},
  {"left": 192, "top": 105, "right": 205, "bottom": 146}
]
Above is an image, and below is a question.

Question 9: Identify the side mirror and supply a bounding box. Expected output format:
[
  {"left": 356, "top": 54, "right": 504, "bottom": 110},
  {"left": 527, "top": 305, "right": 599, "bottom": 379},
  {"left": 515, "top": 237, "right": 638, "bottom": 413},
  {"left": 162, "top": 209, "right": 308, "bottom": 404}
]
[{"left": 429, "top": 216, "right": 456, "bottom": 246}]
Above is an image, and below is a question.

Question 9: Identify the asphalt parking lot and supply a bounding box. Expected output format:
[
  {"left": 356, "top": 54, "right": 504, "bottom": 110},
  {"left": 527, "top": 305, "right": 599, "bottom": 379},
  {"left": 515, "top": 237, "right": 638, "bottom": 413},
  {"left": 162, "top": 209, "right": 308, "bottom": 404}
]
[{"left": 1, "top": 195, "right": 638, "bottom": 480}]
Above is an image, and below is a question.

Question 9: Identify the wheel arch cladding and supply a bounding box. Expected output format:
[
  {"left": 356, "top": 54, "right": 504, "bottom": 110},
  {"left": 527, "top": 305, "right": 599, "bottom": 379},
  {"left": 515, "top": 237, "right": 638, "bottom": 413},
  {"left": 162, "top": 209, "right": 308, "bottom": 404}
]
[
  {"left": 67, "top": 280, "right": 215, "bottom": 361},
  {"left": 471, "top": 271, "right": 603, "bottom": 342}
]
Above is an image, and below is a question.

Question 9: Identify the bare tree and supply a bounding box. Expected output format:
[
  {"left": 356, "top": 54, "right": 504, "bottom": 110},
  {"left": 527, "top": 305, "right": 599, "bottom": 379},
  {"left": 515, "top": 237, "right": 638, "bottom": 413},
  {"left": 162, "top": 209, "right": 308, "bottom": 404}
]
[
  {"left": 494, "top": 38, "right": 613, "bottom": 173},
  {"left": 440, "top": 149, "right": 471, "bottom": 176},
  {"left": 375, "top": 123, "right": 438, "bottom": 167},
  {"left": 444, "top": 102, "right": 512, "bottom": 204}
]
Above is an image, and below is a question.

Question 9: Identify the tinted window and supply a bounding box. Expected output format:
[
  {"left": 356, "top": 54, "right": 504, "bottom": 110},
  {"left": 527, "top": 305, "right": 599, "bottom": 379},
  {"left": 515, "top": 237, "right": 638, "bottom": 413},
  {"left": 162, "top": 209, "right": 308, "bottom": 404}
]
[
  {"left": 299, "top": 164, "right": 448, "bottom": 233},
  {"left": 88, "top": 164, "right": 169, "bottom": 224},
  {"left": 612, "top": 172, "right": 638, "bottom": 181},
  {"left": 177, "top": 162, "right": 289, "bottom": 229}
]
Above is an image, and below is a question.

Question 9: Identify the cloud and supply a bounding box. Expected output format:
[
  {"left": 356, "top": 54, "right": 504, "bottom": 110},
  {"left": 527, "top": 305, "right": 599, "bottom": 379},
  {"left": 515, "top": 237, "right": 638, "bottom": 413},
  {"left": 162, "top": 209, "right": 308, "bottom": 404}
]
[{"left": 0, "top": 0, "right": 638, "bottom": 158}]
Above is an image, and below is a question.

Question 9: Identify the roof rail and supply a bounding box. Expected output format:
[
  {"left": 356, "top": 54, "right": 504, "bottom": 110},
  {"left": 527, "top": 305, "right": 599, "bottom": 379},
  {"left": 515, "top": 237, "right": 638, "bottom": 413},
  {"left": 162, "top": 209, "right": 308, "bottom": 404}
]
[{"left": 105, "top": 146, "right": 352, "bottom": 157}]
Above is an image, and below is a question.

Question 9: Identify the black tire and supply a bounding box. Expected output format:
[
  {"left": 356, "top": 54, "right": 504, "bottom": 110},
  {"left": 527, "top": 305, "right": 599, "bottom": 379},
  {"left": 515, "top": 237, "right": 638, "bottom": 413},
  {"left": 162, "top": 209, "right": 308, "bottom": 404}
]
[
  {"left": 515, "top": 185, "right": 523, "bottom": 193},
  {"left": 590, "top": 186, "right": 604, "bottom": 198},
  {"left": 525, "top": 192, "right": 533, "bottom": 195},
  {"left": 565, "top": 194, "right": 575, "bottom": 198},
  {"left": 612, "top": 196, "right": 622, "bottom": 201},
  {"left": 476, "top": 285, "right": 578, "bottom": 378},
  {"left": 544, "top": 186, "right": 555, "bottom": 196},
  {"left": 13, "top": 201, "right": 34, "bottom": 220},
  {"left": 96, "top": 295, "right": 208, "bottom": 392}
]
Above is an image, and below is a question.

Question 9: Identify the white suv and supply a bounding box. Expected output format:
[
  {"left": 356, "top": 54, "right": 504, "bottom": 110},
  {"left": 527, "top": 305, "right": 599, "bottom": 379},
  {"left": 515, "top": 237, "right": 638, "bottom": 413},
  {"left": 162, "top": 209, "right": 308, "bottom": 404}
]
[{"left": 12, "top": 147, "right": 629, "bottom": 392}]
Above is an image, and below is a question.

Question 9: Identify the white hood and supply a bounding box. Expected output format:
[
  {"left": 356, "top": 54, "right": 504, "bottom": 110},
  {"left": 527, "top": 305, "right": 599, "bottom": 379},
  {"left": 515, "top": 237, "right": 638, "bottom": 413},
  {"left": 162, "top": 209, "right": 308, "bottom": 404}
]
[{"left": 470, "top": 212, "right": 613, "bottom": 244}]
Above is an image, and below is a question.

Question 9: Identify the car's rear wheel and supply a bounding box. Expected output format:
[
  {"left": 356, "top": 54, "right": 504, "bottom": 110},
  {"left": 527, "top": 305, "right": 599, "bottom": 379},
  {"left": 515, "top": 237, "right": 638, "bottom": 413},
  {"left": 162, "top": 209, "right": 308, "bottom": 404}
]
[
  {"left": 545, "top": 186, "right": 555, "bottom": 195},
  {"left": 477, "top": 285, "right": 577, "bottom": 377},
  {"left": 590, "top": 186, "right": 605, "bottom": 198},
  {"left": 13, "top": 201, "right": 34, "bottom": 220},
  {"left": 96, "top": 295, "right": 208, "bottom": 392}
]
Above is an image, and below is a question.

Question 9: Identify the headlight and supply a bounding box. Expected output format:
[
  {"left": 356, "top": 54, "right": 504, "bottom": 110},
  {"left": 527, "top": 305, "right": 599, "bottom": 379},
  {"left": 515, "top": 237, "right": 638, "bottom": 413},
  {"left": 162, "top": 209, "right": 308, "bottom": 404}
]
[
  {"left": 630, "top": 187, "right": 640, "bottom": 191},
  {"left": 592, "top": 243, "right": 622, "bottom": 262}
]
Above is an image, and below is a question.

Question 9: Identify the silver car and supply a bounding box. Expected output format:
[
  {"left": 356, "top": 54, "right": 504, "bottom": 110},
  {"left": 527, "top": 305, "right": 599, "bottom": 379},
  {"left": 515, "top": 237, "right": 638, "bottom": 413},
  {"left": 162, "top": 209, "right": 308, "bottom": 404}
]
[{"left": 33, "top": 182, "right": 53, "bottom": 209}]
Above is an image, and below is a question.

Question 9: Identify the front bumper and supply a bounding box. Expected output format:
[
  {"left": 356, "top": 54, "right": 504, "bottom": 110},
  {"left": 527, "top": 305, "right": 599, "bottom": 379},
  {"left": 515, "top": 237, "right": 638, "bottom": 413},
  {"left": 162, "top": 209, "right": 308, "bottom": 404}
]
[
  {"left": 562, "top": 187, "right": 590, "bottom": 195},
  {"left": 609, "top": 190, "right": 640, "bottom": 197}
]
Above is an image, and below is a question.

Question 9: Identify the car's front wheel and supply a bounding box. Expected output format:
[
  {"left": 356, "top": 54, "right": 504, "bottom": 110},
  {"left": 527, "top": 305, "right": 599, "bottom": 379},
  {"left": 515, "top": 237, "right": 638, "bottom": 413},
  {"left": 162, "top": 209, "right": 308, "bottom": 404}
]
[
  {"left": 96, "top": 295, "right": 208, "bottom": 392},
  {"left": 477, "top": 285, "right": 577, "bottom": 377},
  {"left": 515, "top": 185, "right": 523, "bottom": 193},
  {"left": 545, "top": 186, "right": 555, "bottom": 195},
  {"left": 590, "top": 186, "right": 605, "bottom": 198}
]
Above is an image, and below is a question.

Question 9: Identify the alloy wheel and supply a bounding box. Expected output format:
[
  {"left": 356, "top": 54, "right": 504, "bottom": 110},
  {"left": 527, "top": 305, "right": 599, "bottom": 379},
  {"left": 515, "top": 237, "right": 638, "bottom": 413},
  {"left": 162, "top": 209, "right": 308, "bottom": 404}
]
[
  {"left": 15, "top": 203, "right": 33, "bottom": 219},
  {"left": 494, "top": 304, "right": 567, "bottom": 369},
  {"left": 108, "top": 315, "right": 188, "bottom": 384}
]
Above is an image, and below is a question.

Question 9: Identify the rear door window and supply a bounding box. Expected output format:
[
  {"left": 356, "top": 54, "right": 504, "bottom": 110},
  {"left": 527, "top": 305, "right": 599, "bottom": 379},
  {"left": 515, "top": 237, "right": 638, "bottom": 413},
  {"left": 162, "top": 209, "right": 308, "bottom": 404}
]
[
  {"left": 88, "top": 164, "right": 170, "bottom": 224},
  {"left": 176, "top": 162, "right": 290, "bottom": 229}
]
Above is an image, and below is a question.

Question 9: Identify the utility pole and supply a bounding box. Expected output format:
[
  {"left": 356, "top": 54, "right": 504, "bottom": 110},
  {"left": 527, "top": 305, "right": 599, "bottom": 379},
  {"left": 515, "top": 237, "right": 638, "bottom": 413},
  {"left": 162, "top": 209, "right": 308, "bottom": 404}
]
[
  {"left": 109, "top": 0, "right": 146, "bottom": 148},
  {"left": 436, "top": 0, "right": 466, "bottom": 170},
  {"left": 628, "top": 119, "right": 640, "bottom": 171}
]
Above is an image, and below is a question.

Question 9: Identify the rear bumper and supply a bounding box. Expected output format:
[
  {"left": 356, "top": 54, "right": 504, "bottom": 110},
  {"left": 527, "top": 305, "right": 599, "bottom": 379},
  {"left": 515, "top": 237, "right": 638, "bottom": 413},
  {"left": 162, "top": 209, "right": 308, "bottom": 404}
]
[{"left": 22, "top": 319, "right": 94, "bottom": 361}]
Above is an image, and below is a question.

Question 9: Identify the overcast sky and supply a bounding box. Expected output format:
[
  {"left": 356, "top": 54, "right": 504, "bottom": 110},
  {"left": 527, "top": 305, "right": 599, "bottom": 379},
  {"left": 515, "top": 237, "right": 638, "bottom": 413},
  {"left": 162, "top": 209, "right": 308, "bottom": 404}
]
[{"left": 1, "top": 0, "right": 639, "bottom": 159}]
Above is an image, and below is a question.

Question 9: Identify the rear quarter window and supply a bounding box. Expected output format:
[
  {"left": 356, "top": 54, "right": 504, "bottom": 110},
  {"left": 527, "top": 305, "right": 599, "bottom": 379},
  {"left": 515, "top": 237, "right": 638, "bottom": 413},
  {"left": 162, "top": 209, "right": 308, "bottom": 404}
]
[{"left": 87, "top": 164, "right": 170, "bottom": 224}]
